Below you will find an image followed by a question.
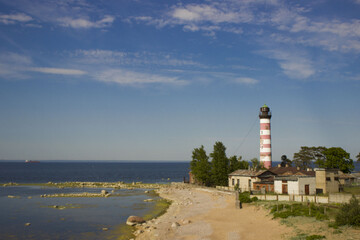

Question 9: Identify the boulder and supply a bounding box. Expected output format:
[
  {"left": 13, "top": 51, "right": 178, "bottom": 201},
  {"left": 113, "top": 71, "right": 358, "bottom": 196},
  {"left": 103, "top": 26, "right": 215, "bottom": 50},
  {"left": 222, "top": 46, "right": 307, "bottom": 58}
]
[
  {"left": 101, "top": 190, "right": 108, "bottom": 195},
  {"left": 126, "top": 216, "right": 145, "bottom": 226},
  {"left": 143, "top": 199, "right": 154, "bottom": 202}
]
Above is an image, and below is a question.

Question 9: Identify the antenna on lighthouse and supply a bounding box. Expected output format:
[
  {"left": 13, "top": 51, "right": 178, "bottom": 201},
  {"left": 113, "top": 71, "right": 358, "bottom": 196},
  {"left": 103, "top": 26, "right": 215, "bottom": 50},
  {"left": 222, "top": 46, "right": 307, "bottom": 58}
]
[{"left": 259, "top": 104, "right": 272, "bottom": 169}]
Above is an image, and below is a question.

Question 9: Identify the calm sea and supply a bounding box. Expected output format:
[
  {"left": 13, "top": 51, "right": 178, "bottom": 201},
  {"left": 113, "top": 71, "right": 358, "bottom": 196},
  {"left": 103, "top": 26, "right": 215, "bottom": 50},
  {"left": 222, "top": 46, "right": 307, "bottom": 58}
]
[
  {"left": 0, "top": 161, "right": 190, "bottom": 183},
  {"left": 0, "top": 161, "right": 190, "bottom": 240}
]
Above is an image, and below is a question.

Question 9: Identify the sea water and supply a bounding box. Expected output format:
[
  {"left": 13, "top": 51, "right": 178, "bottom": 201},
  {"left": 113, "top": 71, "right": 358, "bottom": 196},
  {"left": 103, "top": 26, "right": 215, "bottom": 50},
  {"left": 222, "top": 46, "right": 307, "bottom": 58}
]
[{"left": 0, "top": 161, "right": 190, "bottom": 239}]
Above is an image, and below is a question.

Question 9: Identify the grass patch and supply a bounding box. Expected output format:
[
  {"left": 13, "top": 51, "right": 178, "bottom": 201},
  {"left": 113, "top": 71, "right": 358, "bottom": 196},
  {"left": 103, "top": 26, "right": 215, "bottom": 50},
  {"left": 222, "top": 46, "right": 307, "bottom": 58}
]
[
  {"left": 270, "top": 203, "right": 329, "bottom": 221},
  {"left": 142, "top": 198, "right": 172, "bottom": 221},
  {"left": 343, "top": 186, "right": 360, "bottom": 195}
]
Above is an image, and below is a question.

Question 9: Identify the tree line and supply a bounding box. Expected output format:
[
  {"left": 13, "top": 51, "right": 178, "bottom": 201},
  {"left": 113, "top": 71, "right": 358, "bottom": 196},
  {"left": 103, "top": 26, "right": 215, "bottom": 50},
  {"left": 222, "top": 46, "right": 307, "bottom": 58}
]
[
  {"left": 190, "top": 141, "right": 260, "bottom": 187},
  {"left": 190, "top": 143, "right": 360, "bottom": 187}
]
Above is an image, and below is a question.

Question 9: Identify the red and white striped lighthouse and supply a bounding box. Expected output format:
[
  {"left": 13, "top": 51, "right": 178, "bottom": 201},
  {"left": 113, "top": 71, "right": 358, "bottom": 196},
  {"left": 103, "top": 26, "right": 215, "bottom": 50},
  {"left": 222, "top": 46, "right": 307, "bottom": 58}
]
[{"left": 259, "top": 104, "right": 272, "bottom": 169}]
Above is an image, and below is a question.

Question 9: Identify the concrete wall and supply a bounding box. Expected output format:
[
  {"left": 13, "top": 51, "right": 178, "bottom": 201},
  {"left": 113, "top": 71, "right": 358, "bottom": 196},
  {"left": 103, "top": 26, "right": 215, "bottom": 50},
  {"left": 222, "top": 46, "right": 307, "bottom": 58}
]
[
  {"left": 329, "top": 193, "right": 353, "bottom": 204},
  {"left": 228, "top": 176, "right": 253, "bottom": 191},
  {"left": 278, "top": 195, "right": 290, "bottom": 201},
  {"left": 288, "top": 181, "right": 299, "bottom": 195},
  {"left": 251, "top": 193, "right": 357, "bottom": 204},
  {"left": 274, "top": 180, "right": 282, "bottom": 194},
  {"left": 298, "top": 177, "right": 316, "bottom": 195}
]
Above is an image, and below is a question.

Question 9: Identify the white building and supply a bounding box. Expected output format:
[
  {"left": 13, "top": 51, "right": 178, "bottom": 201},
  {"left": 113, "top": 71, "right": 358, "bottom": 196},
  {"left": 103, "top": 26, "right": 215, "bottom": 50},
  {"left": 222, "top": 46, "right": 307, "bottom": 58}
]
[{"left": 274, "top": 176, "right": 316, "bottom": 195}]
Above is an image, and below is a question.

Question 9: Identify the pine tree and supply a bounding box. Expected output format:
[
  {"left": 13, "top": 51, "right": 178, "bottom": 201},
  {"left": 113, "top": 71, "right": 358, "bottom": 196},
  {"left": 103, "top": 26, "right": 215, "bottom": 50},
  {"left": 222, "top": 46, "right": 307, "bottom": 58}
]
[{"left": 210, "top": 141, "right": 229, "bottom": 186}]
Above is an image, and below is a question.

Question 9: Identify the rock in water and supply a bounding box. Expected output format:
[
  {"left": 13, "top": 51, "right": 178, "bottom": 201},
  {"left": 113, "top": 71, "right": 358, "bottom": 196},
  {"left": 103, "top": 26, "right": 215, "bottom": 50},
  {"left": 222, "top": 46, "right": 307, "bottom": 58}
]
[
  {"left": 126, "top": 216, "right": 145, "bottom": 226},
  {"left": 101, "top": 190, "right": 108, "bottom": 195}
]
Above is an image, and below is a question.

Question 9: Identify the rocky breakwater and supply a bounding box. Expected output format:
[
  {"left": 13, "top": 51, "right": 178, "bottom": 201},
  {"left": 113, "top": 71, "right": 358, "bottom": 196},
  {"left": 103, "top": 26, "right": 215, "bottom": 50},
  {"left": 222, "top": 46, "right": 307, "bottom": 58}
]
[
  {"left": 41, "top": 190, "right": 111, "bottom": 198},
  {"left": 41, "top": 181, "right": 166, "bottom": 190}
]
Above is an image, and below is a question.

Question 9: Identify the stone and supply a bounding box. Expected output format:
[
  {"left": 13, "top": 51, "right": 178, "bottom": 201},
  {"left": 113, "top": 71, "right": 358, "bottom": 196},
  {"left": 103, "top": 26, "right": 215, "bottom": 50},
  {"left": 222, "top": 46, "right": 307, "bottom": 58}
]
[
  {"left": 25, "top": 223, "right": 31, "bottom": 226},
  {"left": 126, "top": 216, "right": 145, "bottom": 226},
  {"left": 102, "top": 228, "right": 109, "bottom": 231},
  {"left": 144, "top": 190, "right": 149, "bottom": 193},
  {"left": 143, "top": 199, "right": 154, "bottom": 202},
  {"left": 171, "top": 222, "right": 180, "bottom": 228},
  {"left": 101, "top": 190, "right": 108, "bottom": 195},
  {"left": 182, "top": 219, "right": 191, "bottom": 224}
]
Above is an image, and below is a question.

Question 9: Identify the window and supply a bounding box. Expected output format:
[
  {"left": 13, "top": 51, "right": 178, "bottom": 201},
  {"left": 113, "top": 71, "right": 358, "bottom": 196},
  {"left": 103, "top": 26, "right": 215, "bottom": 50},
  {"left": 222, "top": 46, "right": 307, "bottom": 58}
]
[
  {"left": 232, "top": 179, "right": 235, "bottom": 186},
  {"left": 237, "top": 179, "right": 239, "bottom": 185},
  {"left": 334, "top": 177, "right": 339, "bottom": 181},
  {"left": 326, "top": 177, "right": 331, "bottom": 181}
]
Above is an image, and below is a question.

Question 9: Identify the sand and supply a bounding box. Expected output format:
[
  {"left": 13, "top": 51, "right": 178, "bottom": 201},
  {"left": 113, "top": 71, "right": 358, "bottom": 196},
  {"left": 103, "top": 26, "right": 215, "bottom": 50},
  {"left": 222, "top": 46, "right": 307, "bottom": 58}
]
[{"left": 135, "top": 183, "right": 293, "bottom": 240}]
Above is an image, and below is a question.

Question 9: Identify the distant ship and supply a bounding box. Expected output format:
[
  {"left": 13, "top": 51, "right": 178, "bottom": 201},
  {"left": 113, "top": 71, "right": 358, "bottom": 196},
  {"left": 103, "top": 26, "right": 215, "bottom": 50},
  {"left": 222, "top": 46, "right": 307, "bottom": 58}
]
[{"left": 25, "top": 160, "right": 40, "bottom": 163}]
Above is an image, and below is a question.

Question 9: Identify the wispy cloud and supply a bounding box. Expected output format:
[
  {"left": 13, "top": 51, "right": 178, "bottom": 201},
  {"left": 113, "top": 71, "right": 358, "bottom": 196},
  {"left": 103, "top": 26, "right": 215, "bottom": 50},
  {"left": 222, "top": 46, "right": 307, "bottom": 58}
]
[
  {"left": 259, "top": 49, "right": 315, "bottom": 79},
  {"left": 0, "top": 13, "right": 32, "bottom": 24},
  {"left": 234, "top": 77, "right": 259, "bottom": 85},
  {"left": 73, "top": 49, "right": 202, "bottom": 67},
  {"left": 57, "top": 15, "right": 115, "bottom": 29},
  {"left": 95, "top": 69, "right": 188, "bottom": 86},
  {"left": 29, "top": 67, "right": 86, "bottom": 75}
]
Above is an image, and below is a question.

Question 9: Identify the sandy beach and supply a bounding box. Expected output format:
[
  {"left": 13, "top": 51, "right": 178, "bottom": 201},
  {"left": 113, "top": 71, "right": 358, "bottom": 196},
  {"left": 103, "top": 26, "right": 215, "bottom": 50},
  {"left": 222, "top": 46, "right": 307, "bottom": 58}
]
[{"left": 134, "top": 183, "right": 294, "bottom": 240}]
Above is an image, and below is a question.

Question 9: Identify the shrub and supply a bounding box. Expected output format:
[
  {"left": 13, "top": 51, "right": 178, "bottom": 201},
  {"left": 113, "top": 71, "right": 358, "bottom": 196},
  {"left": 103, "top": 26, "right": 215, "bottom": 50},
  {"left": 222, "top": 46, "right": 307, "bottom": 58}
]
[
  {"left": 238, "top": 192, "right": 252, "bottom": 203},
  {"left": 335, "top": 195, "right": 360, "bottom": 226},
  {"left": 251, "top": 196, "right": 258, "bottom": 202},
  {"left": 306, "top": 235, "right": 325, "bottom": 240}
]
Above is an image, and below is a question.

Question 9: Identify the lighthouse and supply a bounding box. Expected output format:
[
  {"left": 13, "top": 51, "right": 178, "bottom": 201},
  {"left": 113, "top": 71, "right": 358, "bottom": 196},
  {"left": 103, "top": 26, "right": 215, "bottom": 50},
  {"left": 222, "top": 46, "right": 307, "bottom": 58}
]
[{"left": 259, "top": 104, "right": 272, "bottom": 169}]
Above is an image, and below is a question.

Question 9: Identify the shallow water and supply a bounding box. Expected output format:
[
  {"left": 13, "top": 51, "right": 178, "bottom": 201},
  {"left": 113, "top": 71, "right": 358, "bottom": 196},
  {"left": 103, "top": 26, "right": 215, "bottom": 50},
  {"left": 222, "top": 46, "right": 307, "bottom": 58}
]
[{"left": 0, "top": 186, "right": 159, "bottom": 240}]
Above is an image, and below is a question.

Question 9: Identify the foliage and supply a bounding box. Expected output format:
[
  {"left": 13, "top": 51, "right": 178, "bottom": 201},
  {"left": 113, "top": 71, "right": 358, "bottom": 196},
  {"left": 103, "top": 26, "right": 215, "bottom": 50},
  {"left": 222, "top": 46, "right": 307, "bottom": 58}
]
[
  {"left": 293, "top": 146, "right": 327, "bottom": 170},
  {"left": 190, "top": 145, "right": 212, "bottom": 186},
  {"left": 357, "top": 152, "right": 360, "bottom": 162},
  {"left": 271, "top": 203, "right": 328, "bottom": 221},
  {"left": 305, "top": 235, "right": 325, "bottom": 240},
  {"left": 335, "top": 195, "right": 360, "bottom": 226},
  {"left": 228, "top": 155, "right": 249, "bottom": 173},
  {"left": 210, "top": 141, "right": 229, "bottom": 186},
  {"left": 238, "top": 191, "right": 252, "bottom": 203},
  {"left": 316, "top": 147, "right": 354, "bottom": 173},
  {"left": 250, "top": 158, "right": 261, "bottom": 171},
  {"left": 281, "top": 155, "right": 292, "bottom": 167}
]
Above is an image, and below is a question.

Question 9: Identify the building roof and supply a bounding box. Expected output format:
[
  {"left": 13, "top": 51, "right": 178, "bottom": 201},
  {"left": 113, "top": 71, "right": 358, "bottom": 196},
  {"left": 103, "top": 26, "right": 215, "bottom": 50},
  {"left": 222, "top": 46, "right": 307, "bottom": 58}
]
[
  {"left": 229, "top": 169, "right": 272, "bottom": 177},
  {"left": 274, "top": 175, "right": 315, "bottom": 181},
  {"left": 269, "top": 166, "right": 315, "bottom": 176}
]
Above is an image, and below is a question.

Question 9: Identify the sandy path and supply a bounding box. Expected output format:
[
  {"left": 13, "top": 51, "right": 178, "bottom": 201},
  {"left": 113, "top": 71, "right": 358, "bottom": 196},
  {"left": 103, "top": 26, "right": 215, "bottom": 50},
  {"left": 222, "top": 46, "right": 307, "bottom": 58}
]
[{"left": 135, "top": 183, "right": 293, "bottom": 240}]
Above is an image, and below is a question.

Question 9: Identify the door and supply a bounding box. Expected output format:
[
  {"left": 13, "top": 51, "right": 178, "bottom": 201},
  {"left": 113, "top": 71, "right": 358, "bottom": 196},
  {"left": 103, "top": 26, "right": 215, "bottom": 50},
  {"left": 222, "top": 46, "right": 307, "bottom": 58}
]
[
  {"left": 282, "top": 184, "right": 288, "bottom": 194},
  {"left": 305, "top": 185, "right": 310, "bottom": 195}
]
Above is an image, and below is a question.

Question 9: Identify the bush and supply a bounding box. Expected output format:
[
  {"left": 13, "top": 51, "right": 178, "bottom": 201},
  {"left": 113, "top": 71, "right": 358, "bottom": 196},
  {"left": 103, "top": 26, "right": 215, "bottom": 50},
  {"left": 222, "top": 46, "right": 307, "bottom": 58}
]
[
  {"left": 306, "top": 235, "right": 325, "bottom": 240},
  {"left": 335, "top": 195, "right": 360, "bottom": 226},
  {"left": 251, "top": 196, "right": 258, "bottom": 202},
  {"left": 238, "top": 192, "right": 252, "bottom": 203}
]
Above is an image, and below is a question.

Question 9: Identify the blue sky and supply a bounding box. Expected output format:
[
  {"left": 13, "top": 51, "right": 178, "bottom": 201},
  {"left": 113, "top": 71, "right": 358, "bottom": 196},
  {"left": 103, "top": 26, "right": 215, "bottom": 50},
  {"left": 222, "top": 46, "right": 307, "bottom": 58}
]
[{"left": 0, "top": 0, "right": 359, "bottom": 161}]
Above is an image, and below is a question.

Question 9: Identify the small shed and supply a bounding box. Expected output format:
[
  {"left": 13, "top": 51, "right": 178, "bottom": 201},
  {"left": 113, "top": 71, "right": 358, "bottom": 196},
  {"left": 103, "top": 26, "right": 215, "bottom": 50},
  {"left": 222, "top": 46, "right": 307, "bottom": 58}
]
[{"left": 274, "top": 176, "right": 316, "bottom": 195}]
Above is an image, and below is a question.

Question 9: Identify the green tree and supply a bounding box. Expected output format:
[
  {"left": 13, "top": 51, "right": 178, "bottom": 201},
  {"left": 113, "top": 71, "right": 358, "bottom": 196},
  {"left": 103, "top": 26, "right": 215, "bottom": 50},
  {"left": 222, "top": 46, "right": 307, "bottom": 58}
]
[
  {"left": 228, "top": 155, "right": 249, "bottom": 173},
  {"left": 316, "top": 147, "right": 354, "bottom": 173},
  {"left": 357, "top": 152, "right": 360, "bottom": 162},
  {"left": 210, "top": 141, "right": 229, "bottom": 186},
  {"left": 293, "top": 146, "right": 327, "bottom": 170},
  {"left": 190, "top": 145, "right": 212, "bottom": 186},
  {"left": 250, "top": 158, "right": 260, "bottom": 171},
  {"left": 280, "top": 155, "right": 292, "bottom": 167}
]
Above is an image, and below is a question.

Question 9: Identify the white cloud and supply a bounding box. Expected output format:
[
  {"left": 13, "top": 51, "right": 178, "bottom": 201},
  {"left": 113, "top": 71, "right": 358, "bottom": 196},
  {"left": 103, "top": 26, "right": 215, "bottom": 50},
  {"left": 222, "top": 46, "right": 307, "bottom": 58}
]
[
  {"left": 0, "top": 13, "right": 32, "bottom": 24},
  {"left": 95, "top": 69, "right": 188, "bottom": 86},
  {"left": 0, "top": 52, "right": 32, "bottom": 79},
  {"left": 58, "top": 15, "right": 115, "bottom": 28},
  {"left": 29, "top": 67, "right": 86, "bottom": 75},
  {"left": 259, "top": 50, "right": 315, "bottom": 79},
  {"left": 73, "top": 49, "right": 202, "bottom": 67},
  {"left": 234, "top": 77, "right": 259, "bottom": 85}
]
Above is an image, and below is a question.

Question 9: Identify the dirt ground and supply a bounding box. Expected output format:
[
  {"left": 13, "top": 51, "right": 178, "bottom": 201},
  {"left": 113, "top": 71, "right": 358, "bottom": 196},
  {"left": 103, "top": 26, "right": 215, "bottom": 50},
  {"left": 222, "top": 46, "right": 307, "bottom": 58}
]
[{"left": 135, "top": 183, "right": 294, "bottom": 240}]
